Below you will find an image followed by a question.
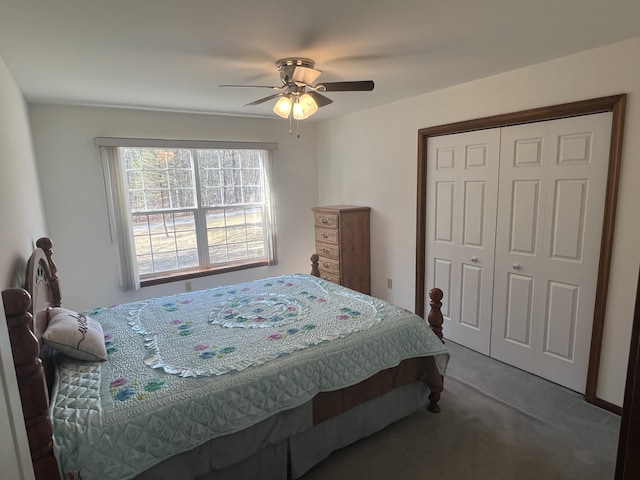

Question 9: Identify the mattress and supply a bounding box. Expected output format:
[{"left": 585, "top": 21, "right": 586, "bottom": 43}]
[{"left": 50, "top": 274, "right": 449, "bottom": 480}]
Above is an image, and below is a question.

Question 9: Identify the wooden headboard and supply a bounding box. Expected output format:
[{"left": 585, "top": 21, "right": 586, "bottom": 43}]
[
  {"left": 26, "top": 237, "right": 62, "bottom": 341},
  {"left": 2, "top": 237, "right": 61, "bottom": 480}
]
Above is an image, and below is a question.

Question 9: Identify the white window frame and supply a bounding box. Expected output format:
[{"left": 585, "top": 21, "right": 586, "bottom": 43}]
[{"left": 96, "top": 137, "right": 278, "bottom": 291}]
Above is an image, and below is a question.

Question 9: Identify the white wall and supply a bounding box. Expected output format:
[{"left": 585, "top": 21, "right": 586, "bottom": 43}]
[
  {"left": 0, "top": 60, "right": 48, "bottom": 287},
  {"left": 29, "top": 105, "right": 319, "bottom": 311},
  {"left": 0, "top": 55, "right": 43, "bottom": 480},
  {"left": 316, "top": 38, "right": 640, "bottom": 407}
]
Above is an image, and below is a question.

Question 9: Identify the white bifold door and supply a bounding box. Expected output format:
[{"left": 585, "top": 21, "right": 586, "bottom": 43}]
[
  {"left": 426, "top": 112, "right": 612, "bottom": 393},
  {"left": 426, "top": 129, "right": 500, "bottom": 355}
]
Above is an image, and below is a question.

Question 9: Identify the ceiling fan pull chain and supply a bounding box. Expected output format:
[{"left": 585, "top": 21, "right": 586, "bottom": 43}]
[{"left": 289, "top": 109, "right": 294, "bottom": 136}]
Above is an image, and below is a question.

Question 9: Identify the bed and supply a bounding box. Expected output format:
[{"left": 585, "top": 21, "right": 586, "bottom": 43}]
[{"left": 2, "top": 237, "right": 449, "bottom": 480}]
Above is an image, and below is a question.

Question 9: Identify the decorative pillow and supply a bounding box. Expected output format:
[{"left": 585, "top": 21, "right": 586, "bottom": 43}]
[{"left": 43, "top": 307, "right": 107, "bottom": 361}]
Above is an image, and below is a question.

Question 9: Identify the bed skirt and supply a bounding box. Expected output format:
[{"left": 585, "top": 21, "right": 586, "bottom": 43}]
[
  {"left": 133, "top": 382, "right": 429, "bottom": 480},
  {"left": 290, "top": 382, "right": 429, "bottom": 478}
]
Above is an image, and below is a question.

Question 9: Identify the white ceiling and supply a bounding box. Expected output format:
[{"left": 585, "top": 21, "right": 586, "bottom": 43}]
[{"left": 1, "top": 0, "right": 639, "bottom": 121}]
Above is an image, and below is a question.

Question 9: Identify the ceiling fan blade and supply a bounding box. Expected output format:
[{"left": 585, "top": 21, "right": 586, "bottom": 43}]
[
  {"left": 245, "top": 93, "right": 282, "bottom": 106},
  {"left": 219, "top": 84, "right": 281, "bottom": 90},
  {"left": 306, "top": 91, "right": 333, "bottom": 107},
  {"left": 291, "top": 66, "right": 322, "bottom": 85},
  {"left": 315, "top": 80, "right": 374, "bottom": 92}
]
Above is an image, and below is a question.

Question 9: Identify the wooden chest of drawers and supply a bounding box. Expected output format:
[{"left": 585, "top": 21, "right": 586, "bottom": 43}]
[{"left": 312, "top": 205, "right": 370, "bottom": 295}]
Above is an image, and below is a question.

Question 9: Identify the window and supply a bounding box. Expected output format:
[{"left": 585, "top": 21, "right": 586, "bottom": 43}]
[{"left": 97, "top": 138, "right": 277, "bottom": 290}]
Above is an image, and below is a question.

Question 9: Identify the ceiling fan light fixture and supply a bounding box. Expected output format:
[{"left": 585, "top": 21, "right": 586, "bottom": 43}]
[
  {"left": 273, "top": 96, "right": 292, "bottom": 118},
  {"left": 298, "top": 93, "right": 319, "bottom": 118},
  {"left": 292, "top": 100, "right": 308, "bottom": 120},
  {"left": 274, "top": 93, "right": 317, "bottom": 121}
]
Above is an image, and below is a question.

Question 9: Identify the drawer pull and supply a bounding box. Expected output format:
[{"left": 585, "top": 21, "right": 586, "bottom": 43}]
[
  {"left": 321, "top": 247, "right": 329, "bottom": 254},
  {"left": 320, "top": 217, "right": 330, "bottom": 224},
  {"left": 323, "top": 262, "right": 330, "bottom": 268},
  {"left": 321, "top": 232, "right": 329, "bottom": 239},
  {"left": 323, "top": 276, "right": 331, "bottom": 280}
]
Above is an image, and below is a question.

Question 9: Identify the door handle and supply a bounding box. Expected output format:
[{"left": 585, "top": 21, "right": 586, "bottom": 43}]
[
  {"left": 471, "top": 256, "right": 479, "bottom": 263},
  {"left": 513, "top": 263, "right": 521, "bottom": 270}
]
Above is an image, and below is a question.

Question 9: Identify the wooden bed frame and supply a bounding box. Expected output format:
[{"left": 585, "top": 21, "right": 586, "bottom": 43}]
[
  {"left": 2, "top": 238, "right": 61, "bottom": 480},
  {"left": 3, "top": 239, "right": 446, "bottom": 480}
]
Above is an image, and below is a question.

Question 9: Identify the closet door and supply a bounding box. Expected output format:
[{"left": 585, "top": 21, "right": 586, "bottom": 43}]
[
  {"left": 426, "top": 129, "right": 500, "bottom": 355},
  {"left": 490, "top": 113, "right": 612, "bottom": 393}
]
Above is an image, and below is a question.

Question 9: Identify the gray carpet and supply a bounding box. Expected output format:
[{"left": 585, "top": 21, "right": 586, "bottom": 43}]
[{"left": 301, "top": 341, "right": 621, "bottom": 480}]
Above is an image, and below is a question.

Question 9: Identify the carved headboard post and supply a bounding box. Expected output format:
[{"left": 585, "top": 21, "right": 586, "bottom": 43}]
[
  {"left": 36, "top": 237, "right": 61, "bottom": 307},
  {"left": 2, "top": 288, "right": 59, "bottom": 479}
]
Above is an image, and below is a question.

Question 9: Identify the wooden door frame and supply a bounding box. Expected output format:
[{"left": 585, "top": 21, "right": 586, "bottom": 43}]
[
  {"left": 415, "top": 94, "right": 627, "bottom": 411},
  {"left": 615, "top": 268, "right": 640, "bottom": 478}
]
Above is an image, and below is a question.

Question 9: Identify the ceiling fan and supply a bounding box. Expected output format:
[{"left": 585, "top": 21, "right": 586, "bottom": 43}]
[{"left": 220, "top": 58, "right": 374, "bottom": 124}]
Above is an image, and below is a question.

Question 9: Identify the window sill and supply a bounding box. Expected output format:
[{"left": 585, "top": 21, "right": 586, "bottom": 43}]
[{"left": 140, "top": 259, "right": 269, "bottom": 287}]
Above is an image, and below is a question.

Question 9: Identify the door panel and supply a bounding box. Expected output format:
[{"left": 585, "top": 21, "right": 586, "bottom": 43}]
[
  {"left": 550, "top": 179, "right": 587, "bottom": 261},
  {"left": 544, "top": 281, "right": 578, "bottom": 360},
  {"left": 433, "top": 258, "right": 452, "bottom": 318},
  {"left": 491, "top": 112, "right": 612, "bottom": 393},
  {"left": 509, "top": 180, "right": 540, "bottom": 255},
  {"left": 504, "top": 273, "right": 534, "bottom": 347},
  {"left": 460, "top": 264, "right": 482, "bottom": 328},
  {"left": 426, "top": 129, "right": 500, "bottom": 355},
  {"left": 463, "top": 182, "right": 486, "bottom": 247},
  {"left": 492, "top": 143, "right": 546, "bottom": 371},
  {"left": 435, "top": 181, "right": 454, "bottom": 242}
]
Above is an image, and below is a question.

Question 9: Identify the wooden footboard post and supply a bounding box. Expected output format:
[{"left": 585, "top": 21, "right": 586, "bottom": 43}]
[
  {"left": 2, "top": 288, "right": 59, "bottom": 480},
  {"left": 427, "top": 288, "right": 444, "bottom": 343},
  {"left": 427, "top": 288, "right": 445, "bottom": 413},
  {"left": 310, "top": 254, "right": 320, "bottom": 277}
]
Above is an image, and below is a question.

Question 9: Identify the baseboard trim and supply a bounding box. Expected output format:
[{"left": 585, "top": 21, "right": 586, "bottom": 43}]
[{"left": 592, "top": 396, "right": 623, "bottom": 416}]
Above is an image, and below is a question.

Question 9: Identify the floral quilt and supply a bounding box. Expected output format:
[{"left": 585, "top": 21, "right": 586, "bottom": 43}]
[{"left": 51, "top": 274, "right": 449, "bottom": 480}]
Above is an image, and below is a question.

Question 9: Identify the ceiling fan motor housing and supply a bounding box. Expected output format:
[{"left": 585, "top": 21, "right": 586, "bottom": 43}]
[{"left": 276, "top": 58, "right": 317, "bottom": 85}]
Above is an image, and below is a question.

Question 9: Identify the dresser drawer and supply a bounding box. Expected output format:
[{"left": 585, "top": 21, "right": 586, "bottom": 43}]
[
  {"left": 318, "top": 271, "right": 341, "bottom": 284},
  {"left": 317, "top": 256, "right": 340, "bottom": 275},
  {"left": 314, "top": 212, "right": 339, "bottom": 229},
  {"left": 315, "top": 228, "right": 339, "bottom": 244},
  {"left": 315, "top": 242, "right": 340, "bottom": 260}
]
